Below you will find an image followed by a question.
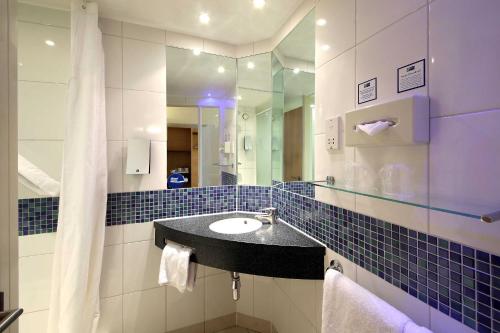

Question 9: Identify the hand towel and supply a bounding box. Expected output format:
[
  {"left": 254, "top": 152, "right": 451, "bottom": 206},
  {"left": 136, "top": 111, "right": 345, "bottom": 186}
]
[
  {"left": 18, "top": 154, "right": 60, "bottom": 196},
  {"left": 322, "top": 269, "right": 412, "bottom": 333},
  {"left": 158, "top": 242, "right": 197, "bottom": 292},
  {"left": 357, "top": 121, "right": 391, "bottom": 136},
  {"left": 403, "top": 321, "right": 433, "bottom": 333}
]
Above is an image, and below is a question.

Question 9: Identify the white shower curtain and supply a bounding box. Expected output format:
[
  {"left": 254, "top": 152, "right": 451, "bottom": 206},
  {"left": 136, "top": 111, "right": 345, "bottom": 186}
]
[{"left": 47, "top": 1, "right": 107, "bottom": 332}]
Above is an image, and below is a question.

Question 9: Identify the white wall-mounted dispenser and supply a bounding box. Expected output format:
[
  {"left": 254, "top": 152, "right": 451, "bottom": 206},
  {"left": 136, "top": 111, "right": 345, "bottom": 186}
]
[
  {"left": 126, "top": 138, "right": 151, "bottom": 174},
  {"left": 243, "top": 135, "right": 252, "bottom": 151},
  {"left": 345, "top": 95, "right": 429, "bottom": 146},
  {"left": 224, "top": 141, "right": 233, "bottom": 154}
]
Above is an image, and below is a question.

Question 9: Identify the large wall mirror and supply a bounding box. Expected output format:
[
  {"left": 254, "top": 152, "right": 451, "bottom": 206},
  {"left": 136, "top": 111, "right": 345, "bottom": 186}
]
[
  {"left": 273, "top": 10, "right": 315, "bottom": 184},
  {"left": 235, "top": 10, "right": 315, "bottom": 187},
  {"left": 166, "top": 6, "right": 316, "bottom": 190},
  {"left": 236, "top": 53, "right": 273, "bottom": 185},
  {"left": 16, "top": 1, "right": 314, "bottom": 197},
  {"left": 166, "top": 46, "right": 237, "bottom": 188}
]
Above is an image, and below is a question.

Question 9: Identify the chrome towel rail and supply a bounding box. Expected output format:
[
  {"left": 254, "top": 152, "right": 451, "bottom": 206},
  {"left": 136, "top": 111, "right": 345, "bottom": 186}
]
[
  {"left": 481, "top": 210, "right": 500, "bottom": 223},
  {"left": 326, "top": 259, "right": 343, "bottom": 274}
]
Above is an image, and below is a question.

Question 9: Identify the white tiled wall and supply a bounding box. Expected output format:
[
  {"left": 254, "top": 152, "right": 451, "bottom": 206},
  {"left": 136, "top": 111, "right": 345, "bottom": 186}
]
[
  {"left": 237, "top": 106, "right": 257, "bottom": 185},
  {"left": 17, "top": 5, "right": 69, "bottom": 199},
  {"left": 267, "top": 248, "right": 358, "bottom": 333},
  {"left": 17, "top": 2, "right": 286, "bottom": 199},
  {"left": 102, "top": 18, "right": 167, "bottom": 193},
  {"left": 18, "top": 223, "right": 246, "bottom": 333},
  {"left": 314, "top": 0, "right": 500, "bottom": 332},
  {"left": 17, "top": 4, "right": 243, "bottom": 333},
  {"left": 17, "top": 4, "right": 168, "bottom": 197}
]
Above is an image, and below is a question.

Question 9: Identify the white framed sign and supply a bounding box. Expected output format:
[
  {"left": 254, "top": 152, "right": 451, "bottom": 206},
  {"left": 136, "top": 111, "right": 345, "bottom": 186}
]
[
  {"left": 397, "top": 59, "right": 425, "bottom": 93},
  {"left": 358, "top": 78, "right": 377, "bottom": 104}
]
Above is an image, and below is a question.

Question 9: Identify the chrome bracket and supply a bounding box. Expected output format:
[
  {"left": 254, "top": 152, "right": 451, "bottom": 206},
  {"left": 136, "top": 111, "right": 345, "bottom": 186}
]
[{"left": 481, "top": 210, "right": 500, "bottom": 223}]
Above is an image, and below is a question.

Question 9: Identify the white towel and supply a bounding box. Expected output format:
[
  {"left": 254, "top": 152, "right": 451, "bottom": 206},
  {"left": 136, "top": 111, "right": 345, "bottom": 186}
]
[
  {"left": 357, "top": 121, "right": 391, "bottom": 136},
  {"left": 322, "top": 269, "right": 412, "bottom": 333},
  {"left": 158, "top": 242, "right": 197, "bottom": 292},
  {"left": 18, "top": 155, "right": 60, "bottom": 196},
  {"left": 403, "top": 321, "right": 433, "bottom": 333}
]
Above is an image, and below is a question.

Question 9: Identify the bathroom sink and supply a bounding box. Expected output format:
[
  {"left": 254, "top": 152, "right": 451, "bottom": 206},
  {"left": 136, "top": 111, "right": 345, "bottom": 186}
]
[{"left": 209, "top": 218, "right": 262, "bottom": 234}]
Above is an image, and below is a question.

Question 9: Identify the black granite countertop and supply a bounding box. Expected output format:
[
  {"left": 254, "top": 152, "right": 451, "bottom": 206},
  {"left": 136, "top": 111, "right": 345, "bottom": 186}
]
[{"left": 154, "top": 212, "right": 325, "bottom": 279}]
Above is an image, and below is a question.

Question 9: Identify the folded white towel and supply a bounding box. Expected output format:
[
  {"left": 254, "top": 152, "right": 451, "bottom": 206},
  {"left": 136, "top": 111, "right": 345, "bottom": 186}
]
[
  {"left": 158, "top": 242, "right": 197, "bottom": 292},
  {"left": 357, "top": 121, "right": 391, "bottom": 136},
  {"left": 18, "top": 155, "right": 60, "bottom": 196},
  {"left": 403, "top": 321, "right": 433, "bottom": 333},
  {"left": 322, "top": 269, "right": 412, "bottom": 333}
]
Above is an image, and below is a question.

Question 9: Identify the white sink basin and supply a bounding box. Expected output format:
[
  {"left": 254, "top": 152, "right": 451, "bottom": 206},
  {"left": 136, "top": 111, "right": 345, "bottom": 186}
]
[{"left": 209, "top": 218, "right": 263, "bottom": 234}]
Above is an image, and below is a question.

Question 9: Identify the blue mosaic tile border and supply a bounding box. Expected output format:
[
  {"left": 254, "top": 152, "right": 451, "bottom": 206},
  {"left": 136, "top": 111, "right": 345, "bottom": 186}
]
[
  {"left": 221, "top": 171, "right": 238, "bottom": 185},
  {"left": 272, "top": 186, "right": 500, "bottom": 333},
  {"left": 18, "top": 185, "right": 237, "bottom": 236},
  {"left": 282, "top": 181, "right": 315, "bottom": 198},
  {"left": 237, "top": 185, "right": 271, "bottom": 212},
  {"left": 17, "top": 183, "right": 500, "bottom": 332},
  {"left": 18, "top": 197, "right": 59, "bottom": 236}
]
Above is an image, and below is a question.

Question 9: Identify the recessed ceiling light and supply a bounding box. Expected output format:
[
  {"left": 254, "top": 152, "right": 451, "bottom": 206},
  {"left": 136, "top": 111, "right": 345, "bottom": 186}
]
[
  {"left": 247, "top": 61, "right": 255, "bottom": 69},
  {"left": 316, "top": 18, "right": 327, "bottom": 26},
  {"left": 217, "top": 65, "right": 225, "bottom": 73},
  {"left": 253, "top": 0, "right": 266, "bottom": 9},
  {"left": 45, "top": 40, "right": 55, "bottom": 47},
  {"left": 207, "top": 93, "right": 212, "bottom": 97},
  {"left": 235, "top": 95, "right": 242, "bottom": 100},
  {"left": 199, "top": 12, "right": 210, "bottom": 24},
  {"left": 193, "top": 48, "right": 201, "bottom": 56},
  {"left": 321, "top": 44, "right": 331, "bottom": 51},
  {"left": 293, "top": 68, "right": 300, "bottom": 74}
]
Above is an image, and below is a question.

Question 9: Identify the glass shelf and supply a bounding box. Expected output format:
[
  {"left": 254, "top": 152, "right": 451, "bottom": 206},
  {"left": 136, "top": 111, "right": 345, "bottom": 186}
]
[{"left": 308, "top": 181, "right": 500, "bottom": 223}]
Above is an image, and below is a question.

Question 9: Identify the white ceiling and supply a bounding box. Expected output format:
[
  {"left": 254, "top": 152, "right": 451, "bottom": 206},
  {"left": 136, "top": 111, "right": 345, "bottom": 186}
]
[
  {"left": 23, "top": 0, "right": 305, "bottom": 45},
  {"left": 166, "top": 46, "right": 237, "bottom": 102},
  {"left": 277, "top": 9, "right": 315, "bottom": 62}
]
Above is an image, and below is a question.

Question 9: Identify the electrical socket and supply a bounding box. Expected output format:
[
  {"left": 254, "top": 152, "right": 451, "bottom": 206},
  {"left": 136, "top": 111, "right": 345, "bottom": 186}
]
[{"left": 326, "top": 117, "right": 340, "bottom": 151}]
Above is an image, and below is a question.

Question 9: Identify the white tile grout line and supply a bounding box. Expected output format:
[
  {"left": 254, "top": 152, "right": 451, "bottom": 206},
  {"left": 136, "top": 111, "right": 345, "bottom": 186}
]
[
  {"left": 354, "top": 3, "right": 429, "bottom": 46},
  {"left": 120, "top": 28, "right": 125, "bottom": 331}
]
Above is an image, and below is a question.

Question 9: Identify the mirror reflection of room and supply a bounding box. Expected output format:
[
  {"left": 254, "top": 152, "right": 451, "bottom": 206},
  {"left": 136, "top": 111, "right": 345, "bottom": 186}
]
[
  {"left": 166, "top": 106, "right": 199, "bottom": 188},
  {"left": 165, "top": 46, "right": 237, "bottom": 188},
  {"left": 236, "top": 53, "right": 273, "bottom": 186},
  {"left": 272, "top": 10, "right": 315, "bottom": 184}
]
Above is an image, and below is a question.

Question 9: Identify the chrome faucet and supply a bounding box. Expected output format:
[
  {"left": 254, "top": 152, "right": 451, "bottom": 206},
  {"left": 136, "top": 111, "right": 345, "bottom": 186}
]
[{"left": 255, "top": 207, "right": 278, "bottom": 224}]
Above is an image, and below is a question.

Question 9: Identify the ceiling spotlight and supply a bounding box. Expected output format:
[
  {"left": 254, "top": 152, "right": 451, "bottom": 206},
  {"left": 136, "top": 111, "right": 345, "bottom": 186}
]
[
  {"left": 293, "top": 68, "right": 300, "bottom": 74},
  {"left": 217, "top": 65, "right": 225, "bottom": 73},
  {"left": 235, "top": 95, "right": 242, "bottom": 100},
  {"left": 45, "top": 40, "right": 55, "bottom": 47},
  {"left": 193, "top": 48, "right": 201, "bottom": 56},
  {"left": 253, "top": 0, "right": 266, "bottom": 9},
  {"left": 316, "top": 18, "right": 327, "bottom": 26},
  {"left": 207, "top": 93, "right": 212, "bottom": 97},
  {"left": 247, "top": 61, "right": 255, "bottom": 69},
  {"left": 321, "top": 44, "right": 331, "bottom": 51},
  {"left": 199, "top": 12, "right": 210, "bottom": 24}
]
